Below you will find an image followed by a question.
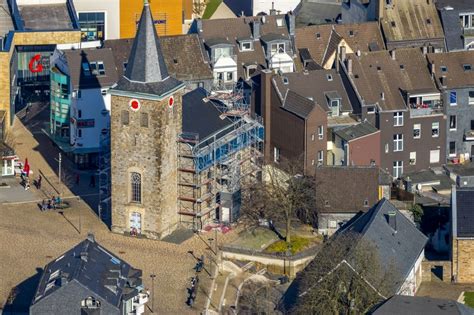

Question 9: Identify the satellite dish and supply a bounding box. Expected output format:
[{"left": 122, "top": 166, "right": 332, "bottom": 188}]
[{"left": 416, "top": 183, "right": 422, "bottom": 191}]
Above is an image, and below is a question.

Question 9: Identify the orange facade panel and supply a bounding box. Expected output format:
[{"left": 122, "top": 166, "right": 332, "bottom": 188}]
[{"left": 120, "top": 0, "right": 183, "bottom": 38}]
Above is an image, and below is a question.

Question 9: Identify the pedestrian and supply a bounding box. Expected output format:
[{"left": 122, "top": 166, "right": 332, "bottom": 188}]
[
  {"left": 51, "top": 196, "right": 56, "bottom": 210},
  {"left": 47, "top": 199, "right": 52, "bottom": 209},
  {"left": 41, "top": 199, "right": 47, "bottom": 211},
  {"left": 75, "top": 173, "right": 80, "bottom": 185},
  {"left": 37, "top": 174, "right": 42, "bottom": 189},
  {"left": 24, "top": 178, "right": 30, "bottom": 191},
  {"left": 89, "top": 174, "right": 95, "bottom": 187}
]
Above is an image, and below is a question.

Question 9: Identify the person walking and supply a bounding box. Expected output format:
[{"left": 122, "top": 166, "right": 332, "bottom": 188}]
[
  {"left": 37, "top": 174, "right": 42, "bottom": 189},
  {"left": 25, "top": 178, "right": 30, "bottom": 190}
]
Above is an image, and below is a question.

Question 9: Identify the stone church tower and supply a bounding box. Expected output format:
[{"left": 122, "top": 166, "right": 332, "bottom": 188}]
[{"left": 109, "top": 0, "right": 185, "bottom": 239}]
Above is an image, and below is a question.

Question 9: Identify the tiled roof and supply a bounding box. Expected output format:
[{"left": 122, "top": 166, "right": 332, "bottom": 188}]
[
  {"left": 381, "top": 0, "right": 444, "bottom": 43},
  {"left": 334, "top": 121, "right": 379, "bottom": 142},
  {"left": 321, "top": 28, "right": 343, "bottom": 67},
  {"left": 295, "top": 22, "right": 385, "bottom": 67},
  {"left": 63, "top": 48, "right": 118, "bottom": 89},
  {"left": 19, "top": 3, "right": 74, "bottom": 31},
  {"left": 438, "top": 8, "right": 465, "bottom": 51},
  {"left": 373, "top": 295, "right": 474, "bottom": 314},
  {"left": 282, "top": 90, "right": 316, "bottom": 119},
  {"left": 454, "top": 187, "right": 474, "bottom": 238},
  {"left": 272, "top": 69, "right": 353, "bottom": 113},
  {"left": 427, "top": 51, "right": 474, "bottom": 89},
  {"left": 295, "top": 1, "right": 341, "bottom": 27},
  {"left": 347, "top": 48, "right": 438, "bottom": 111},
  {"left": 315, "top": 166, "right": 379, "bottom": 213}
]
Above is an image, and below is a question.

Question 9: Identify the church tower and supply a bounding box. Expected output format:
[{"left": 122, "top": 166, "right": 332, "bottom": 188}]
[{"left": 109, "top": 0, "right": 185, "bottom": 239}]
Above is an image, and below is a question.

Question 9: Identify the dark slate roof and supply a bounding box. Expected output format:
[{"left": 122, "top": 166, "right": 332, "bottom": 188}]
[
  {"left": 19, "top": 3, "right": 75, "bottom": 31},
  {"left": 182, "top": 88, "right": 233, "bottom": 140},
  {"left": 282, "top": 90, "right": 316, "bottom": 119},
  {"left": 63, "top": 48, "right": 118, "bottom": 89},
  {"left": 294, "top": 1, "right": 341, "bottom": 27},
  {"left": 321, "top": 28, "right": 343, "bottom": 67},
  {"left": 32, "top": 236, "right": 142, "bottom": 308},
  {"left": 124, "top": 1, "right": 168, "bottom": 83},
  {"left": 315, "top": 166, "right": 379, "bottom": 213},
  {"left": 436, "top": 0, "right": 474, "bottom": 11},
  {"left": 439, "top": 9, "right": 465, "bottom": 51},
  {"left": 339, "top": 199, "right": 428, "bottom": 293},
  {"left": 371, "top": 295, "right": 474, "bottom": 314},
  {"left": 113, "top": 76, "right": 183, "bottom": 98},
  {"left": 454, "top": 187, "right": 474, "bottom": 238},
  {"left": 334, "top": 121, "right": 378, "bottom": 142}
]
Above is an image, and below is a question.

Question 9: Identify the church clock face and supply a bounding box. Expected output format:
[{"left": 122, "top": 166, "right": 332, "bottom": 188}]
[
  {"left": 168, "top": 95, "right": 174, "bottom": 108},
  {"left": 129, "top": 99, "right": 141, "bottom": 112}
]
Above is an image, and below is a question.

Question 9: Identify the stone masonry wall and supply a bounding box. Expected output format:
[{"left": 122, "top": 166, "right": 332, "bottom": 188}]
[
  {"left": 110, "top": 92, "right": 182, "bottom": 240},
  {"left": 452, "top": 238, "right": 474, "bottom": 283}
]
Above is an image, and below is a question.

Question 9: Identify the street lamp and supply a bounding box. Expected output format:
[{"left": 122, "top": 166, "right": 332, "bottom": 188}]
[{"left": 150, "top": 274, "right": 156, "bottom": 313}]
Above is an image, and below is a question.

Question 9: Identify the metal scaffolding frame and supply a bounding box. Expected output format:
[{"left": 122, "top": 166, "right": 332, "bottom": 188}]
[{"left": 98, "top": 131, "right": 111, "bottom": 226}]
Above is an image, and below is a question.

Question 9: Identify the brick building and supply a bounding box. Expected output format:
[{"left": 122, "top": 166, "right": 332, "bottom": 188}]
[{"left": 109, "top": 1, "right": 185, "bottom": 239}]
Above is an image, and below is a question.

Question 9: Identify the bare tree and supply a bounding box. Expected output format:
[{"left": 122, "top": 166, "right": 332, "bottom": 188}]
[
  {"left": 240, "top": 157, "right": 316, "bottom": 245},
  {"left": 193, "top": 0, "right": 209, "bottom": 17},
  {"left": 282, "top": 232, "right": 398, "bottom": 314}
]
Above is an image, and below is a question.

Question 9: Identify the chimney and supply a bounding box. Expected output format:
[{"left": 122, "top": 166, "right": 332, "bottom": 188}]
[
  {"left": 356, "top": 49, "right": 361, "bottom": 57},
  {"left": 270, "top": 1, "right": 276, "bottom": 15},
  {"left": 196, "top": 18, "right": 202, "bottom": 33},
  {"left": 87, "top": 233, "right": 95, "bottom": 243},
  {"left": 387, "top": 211, "right": 397, "bottom": 231},
  {"left": 347, "top": 58, "right": 353, "bottom": 75},
  {"left": 340, "top": 45, "right": 347, "bottom": 62},
  {"left": 422, "top": 46, "right": 428, "bottom": 55},
  {"left": 381, "top": 92, "right": 385, "bottom": 100},
  {"left": 286, "top": 11, "right": 295, "bottom": 36},
  {"left": 252, "top": 21, "right": 261, "bottom": 39},
  {"left": 241, "top": 11, "right": 245, "bottom": 17},
  {"left": 430, "top": 61, "right": 435, "bottom": 77},
  {"left": 336, "top": 47, "right": 340, "bottom": 73},
  {"left": 440, "top": 75, "right": 447, "bottom": 88},
  {"left": 390, "top": 49, "right": 396, "bottom": 60},
  {"left": 80, "top": 252, "right": 88, "bottom": 262}
]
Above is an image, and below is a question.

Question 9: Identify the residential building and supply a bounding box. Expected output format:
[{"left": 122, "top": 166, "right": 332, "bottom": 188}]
[
  {"left": 451, "top": 186, "right": 474, "bottom": 283},
  {"left": 371, "top": 295, "right": 474, "bottom": 314},
  {"left": 73, "top": 0, "right": 120, "bottom": 47},
  {"left": 0, "top": 110, "right": 15, "bottom": 177},
  {"left": 295, "top": 22, "right": 385, "bottom": 70},
  {"left": 427, "top": 51, "right": 474, "bottom": 161},
  {"left": 294, "top": 0, "right": 342, "bottom": 26},
  {"left": 446, "top": 164, "right": 474, "bottom": 188},
  {"left": 259, "top": 68, "right": 356, "bottom": 175},
  {"left": 281, "top": 199, "right": 428, "bottom": 313},
  {"left": 104, "top": 34, "right": 213, "bottom": 91},
  {"left": 49, "top": 47, "right": 118, "bottom": 168},
  {"left": 314, "top": 166, "right": 381, "bottom": 235},
  {"left": 109, "top": 1, "right": 186, "bottom": 239},
  {"left": 341, "top": 0, "right": 380, "bottom": 24},
  {"left": 379, "top": 0, "right": 445, "bottom": 51},
  {"left": 30, "top": 234, "right": 148, "bottom": 315},
  {"left": 436, "top": 0, "right": 474, "bottom": 51},
  {"left": 119, "top": 0, "right": 183, "bottom": 38},
  {"left": 329, "top": 121, "right": 381, "bottom": 166},
  {"left": 192, "top": 13, "right": 296, "bottom": 88},
  {"left": 341, "top": 48, "right": 446, "bottom": 178}
]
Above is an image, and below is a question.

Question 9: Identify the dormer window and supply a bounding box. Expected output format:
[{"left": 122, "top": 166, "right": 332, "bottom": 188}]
[
  {"left": 349, "top": 30, "right": 354, "bottom": 37},
  {"left": 271, "top": 43, "right": 285, "bottom": 54},
  {"left": 330, "top": 100, "right": 340, "bottom": 116},
  {"left": 276, "top": 18, "right": 284, "bottom": 27},
  {"left": 82, "top": 62, "right": 91, "bottom": 76},
  {"left": 316, "top": 32, "right": 321, "bottom": 39},
  {"left": 464, "top": 64, "right": 472, "bottom": 71},
  {"left": 326, "top": 74, "right": 333, "bottom": 81},
  {"left": 214, "top": 46, "right": 232, "bottom": 61},
  {"left": 441, "top": 66, "right": 447, "bottom": 72},
  {"left": 240, "top": 41, "right": 252, "bottom": 51},
  {"left": 326, "top": 91, "right": 342, "bottom": 116}
]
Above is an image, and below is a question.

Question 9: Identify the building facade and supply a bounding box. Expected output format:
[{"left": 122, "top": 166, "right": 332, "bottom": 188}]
[{"left": 436, "top": 0, "right": 474, "bottom": 51}]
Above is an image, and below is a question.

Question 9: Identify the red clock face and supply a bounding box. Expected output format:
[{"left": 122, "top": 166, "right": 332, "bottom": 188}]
[
  {"left": 130, "top": 99, "right": 140, "bottom": 111},
  {"left": 168, "top": 96, "right": 174, "bottom": 108}
]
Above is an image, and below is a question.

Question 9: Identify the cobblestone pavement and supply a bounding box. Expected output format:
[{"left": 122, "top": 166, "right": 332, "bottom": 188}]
[{"left": 0, "top": 199, "right": 240, "bottom": 314}]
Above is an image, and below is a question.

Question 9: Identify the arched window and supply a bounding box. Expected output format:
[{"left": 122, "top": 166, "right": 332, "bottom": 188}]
[{"left": 130, "top": 172, "right": 141, "bottom": 203}]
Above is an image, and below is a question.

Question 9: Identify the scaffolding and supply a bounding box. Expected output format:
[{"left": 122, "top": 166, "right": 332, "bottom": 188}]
[
  {"left": 98, "top": 130, "right": 111, "bottom": 227},
  {"left": 177, "top": 115, "right": 264, "bottom": 230},
  {"left": 204, "top": 80, "right": 250, "bottom": 118}
]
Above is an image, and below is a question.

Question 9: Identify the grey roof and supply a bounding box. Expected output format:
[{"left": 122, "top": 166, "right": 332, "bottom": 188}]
[
  {"left": 113, "top": 2, "right": 183, "bottom": 98},
  {"left": 63, "top": 48, "right": 119, "bottom": 89},
  {"left": 19, "top": 3, "right": 74, "bottom": 31},
  {"left": 372, "top": 295, "right": 474, "bottom": 314},
  {"left": 454, "top": 187, "right": 474, "bottom": 238},
  {"left": 439, "top": 9, "right": 465, "bottom": 51},
  {"left": 295, "top": 1, "right": 341, "bottom": 27},
  {"left": 124, "top": 2, "right": 168, "bottom": 83},
  {"left": 334, "top": 121, "right": 379, "bottom": 142},
  {"left": 436, "top": 0, "right": 474, "bottom": 11},
  {"left": 182, "top": 88, "right": 233, "bottom": 140},
  {"left": 32, "top": 236, "right": 142, "bottom": 308},
  {"left": 282, "top": 90, "right": 316, "bottom": 119},
  {"left": 339, "top": 198, "right": 428, "bottom": 293}
]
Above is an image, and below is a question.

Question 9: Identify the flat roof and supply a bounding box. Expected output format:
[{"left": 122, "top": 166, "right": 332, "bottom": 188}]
[{"left": 19, "top": 3, "right": 74, "bottom": 31}]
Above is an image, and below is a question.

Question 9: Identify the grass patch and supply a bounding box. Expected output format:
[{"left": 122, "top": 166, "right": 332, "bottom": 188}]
[
  {"left": 265, "top": 236, "right": 313, "bottom": 255},
  {"left": 464, "top": 292, "right": 474, "bottom": 308},
  {"left": 231, "top": 227, "right": 279, "bottom": 251},
  {"left": 202, "top": 0, "right": 222, "bottom": 19}
]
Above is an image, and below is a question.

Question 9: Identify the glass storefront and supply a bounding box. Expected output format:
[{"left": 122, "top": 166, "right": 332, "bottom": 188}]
[{"left": 79, "top": 12, "right": 105, "bottom": 42}]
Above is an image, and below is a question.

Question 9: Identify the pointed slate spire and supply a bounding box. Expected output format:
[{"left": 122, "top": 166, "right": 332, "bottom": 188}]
[{"left": 124, "top": 0, "right": 169, "bottom": 83}]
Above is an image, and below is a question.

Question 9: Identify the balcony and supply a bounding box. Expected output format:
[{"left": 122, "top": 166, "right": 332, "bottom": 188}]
[
  {"left": 464, "top": 130, "right": 474, "bottom": 141},
  {"left": 409, "top": 101, "right": 443, "bottom": 118}
]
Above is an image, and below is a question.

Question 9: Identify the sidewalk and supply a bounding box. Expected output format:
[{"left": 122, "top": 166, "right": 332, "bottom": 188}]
[{"left": 0, "top": 177, "right": 38, "bottom": 204}]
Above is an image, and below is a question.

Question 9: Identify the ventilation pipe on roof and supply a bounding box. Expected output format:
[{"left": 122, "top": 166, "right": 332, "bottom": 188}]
[
  {"left": 387, "top": 211, "right": 397, "bottom": 231},
  {"left": 430, "top": 61, "right": 435, "bottom": 79},
  {"left": 340, "top": 46, "right": 347, "bottom": 62},
  {"left": 422, "top": 46, "right": 428, "bottom": 55},
  {"left": 390, "top": 49, "right": 396, "bottom": 60},
  {"left": 87, "top": 233, "right": 95, "bottom": 243},
  {"left": 381, "top": 92, "right": 385, "bottom": 100},
  {"left": 347, "top": 58, "right": 353, "bottom": 75},
  {"left": 356, "top": 49, "right": 361, "bottom": 57},
  {"left": 440, "top": 75, "right": 447, "bottom": 88}
]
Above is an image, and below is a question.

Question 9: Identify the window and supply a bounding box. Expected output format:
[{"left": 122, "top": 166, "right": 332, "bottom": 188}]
[
  {"left": 464, "top": 64, "right": 472, "bottom": 71},
  {"left": 385, "top": 143, "right": 389, "bottom": 153},
  {"left": 121, "top": 110, "right": 129, "bottom": 125},
  {"left": 79, "top": 12, "right": 105, "bottom": 42},
  {"left": 328, "top": 220, "right": 337, "bottom": 228},
  {"left": 364, "top": 199, "right": 369, "bottom": 207},
  {"left": 78, "top": 129, "right": 82, "bottom": 138},
  {"left": 430, "top": 149, "right": 440, "bottom": 164},
  {"left": 274, "top": 147, "right": 280, "bottom": 163},
  {"left": 89, "top": 61, "right": 105, "bottom": 76},
  {"left": 271, "top": 43, "right": 285, "bottom": 54},
  {"left": 130, "top": 172, "right": 141, "bottom": 203},
  {"left": 318, "top": 126, "right": 324, "bottom": 140},
  {"left": 226, "top": 72, "right": 233, "bottom": 81},
  {"left": 469, "top": 91, "right": 474, "bottom": 104},
  {"left": 449, "top": 141, "right": 456, "bottom": 156},
  {"left": 367, "top": 106, "right": 375, "bottom": 113},
  {"left": 393, "top": 111, "right": 403, "bottom": 126},
  {"left": 97, "top": 61, "right": 105, "bottom": 75},
  {"left": 326, "top": 74, "right": 333, "bottom": 81},
  {"left": 311, "top": 134, "right": 315, "bottom": 141},
  {"left": 318, "top": 150, "right": 324, "bottom": 164},
  {"left": 241, "top": 41, "right": 252, "bottom": 51},
  {"left": 140, "top": 112, "right": 148, "bottom": 128},
  {"left": 123, "top": 62, "right": 128, "bottom": 72},
  {"left": 393, "top": 161, "right": 403, "bottom": 178},
  {"left": 276, "top": 18, "right": 284, "bottom": 27},
  {"left": 441, "top": 66, "right": 447, "bottom": 72},
  {"left": 432, "top": 122, "right": 439, "bottom": 137},
  {"left": 78, "top": 110, "right": 82, "bottom": 118},
  {"left": 393, "top": 134, "right": 403, "bottom": 152},
  {"left": 450, "top": 115, "right": 457, "bottom": 130},
  {"left": 450, "top": 91, "right": 457, "bottom": 105},
  {"left": 330, "top": 99, "right": 340, "bottom": 116},
  {"left": 413, "top": 124, "right": 421, "bottom": 139},
  {"left": 214, "top": 47, "right": 232, "bottom": 60},
  {"left": 82, "top": 62, "right": 91, "bottom": 76},
  {"left": 409, "top": 152, "right": 416, "bottom": 165}
]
